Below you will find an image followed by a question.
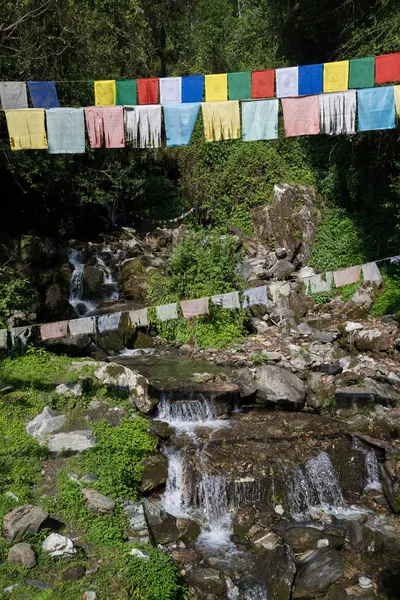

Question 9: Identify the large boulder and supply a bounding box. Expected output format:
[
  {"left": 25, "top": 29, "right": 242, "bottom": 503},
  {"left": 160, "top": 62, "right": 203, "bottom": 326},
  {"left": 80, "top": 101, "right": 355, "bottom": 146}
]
[
  {"left": 82, "top": 489, "right": 115, "bottom": 515},
  {"left": 42, "top": 533, "right": 76, "bottom": 558},
  {"left": 95, "top": 363, "right": 157, "bottom": 413},
  {"left": 120, "top": 257, "right": 149, "bottom": 303},
  {"left": 341, "top": 281, "right": 378, "bottom": 319},
  {"left": 306, "top": 373, "right": 336, "bottom": 409},
  {"left": 277, "top": 525, "right": 344, "bottom": 553},
  {"left": 336, "top": 379, "right": 400, "bottom": 413},
  {"left": 255, "top": 365, "right": 306, "bottom": 410},
  {"left": 252, "top": 184, "right": 321, "bottom": 267},
  {"left": 259, "top": 544, "right": 296, "bottom": 600},
  {"left": 7, "top": 543, "right": 36, "bottom": 568},
  {"left": 26, "top": 407, "right": 66, "bottom": 438},
  {"left": 2, "top": 505, "right": 49, "bottom": 542},
  {"left": 46, "top": 430, "right": 96, "bottom": 453},
  {"left": 293, "top": 548, "right": 344, "bottom": 598},
  {"left": 140, "top": 453, "right": 168, "bottom": 494},
  {"left": 142, "top": 498, "right": 180, "bottom": 544},
  {"left": 121, "top": 501, "right": 150, "bottom": 543},
  {"left": 353, "top": 329, "right": 393, "bottom": 353}
]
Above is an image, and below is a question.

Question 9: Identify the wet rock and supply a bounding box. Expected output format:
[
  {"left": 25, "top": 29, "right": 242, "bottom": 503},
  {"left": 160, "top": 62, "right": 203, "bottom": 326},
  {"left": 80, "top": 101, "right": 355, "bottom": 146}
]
[
  {"left": 233, "top": 507, "right": 256, "bottom": 541},
  {"left": 185, "top": 567, "right": 227, "bottom": 599},
  {"left": 311, "top": 364, "right": 343, "bottom": 376},
  {"left": 342, "top": 281, "right": 378, "bottom": 319},
  {"left": 346, "top": 414, "right": 370, "bottom": 432},
  {"left": 46, "top": 430, "right": 96, "bottom": 453},
  {"left": 253, "top": 531, "right": 279, "bottom": 550},
  {"left": 121, "top": 500, "right": 150, "bottom": 543},
  {"left": 55, "top": 382, "right": 84, "bottom": 397},
  {"left": 7, "top": 543, "right": 36, "bottom": 568},
  {"left": 171, "top": 549, "right": 198, "bottom": 565},
  {"left": 133, "top": 331, "right": 153, "bottom": 349},
  {"left": 277, "top": 525, "right": 344, "bottom": 553},
  {"left": 62, "top": 565, "right": 85, "bottom": 580},
  {"left": 259, "top": 544, "right": 296, "bottom": 600},
  {"left": 236, "top": 368, "right": 257, "bottom": 400},
  {"left": 143, "top": 498, "right": 180, "bottom": 543},
  {"left": 2, "top": 505, "right": 48, "bottom": 542},
  {"left": 255, "top": 506, "right": 276, "bottom": 529},
  {"left": 255, "top": 365, "right": 306, "bottom": 410},
  {"left": 381, "top": 453, "right": 400, "bottom": 513},
  {"left": 336, "top": 380, "right": 400, "bottom": 413},
  {"left": 176, "top": 518, "right": 201, "bottom": 543},
  {"left": 95, "top": 363, "right": 157, "bottom": 414},
  {"left": 353, "top": 329, "right": 392, "bottom": 353},
  {"left": 42, "top": 533, "right": 77, "bottom": 558},
  {"left": 26, "top": 407, "right": 66, "bottom": 438},
  {"left": 140, "top": 453, "right": 168, "bottom": 494},
  {"left": 293, "top": 548, "right": 344, "bottom": 598},
  {"left": 83, "top": 489, "right": 115, "bottom": 515}
]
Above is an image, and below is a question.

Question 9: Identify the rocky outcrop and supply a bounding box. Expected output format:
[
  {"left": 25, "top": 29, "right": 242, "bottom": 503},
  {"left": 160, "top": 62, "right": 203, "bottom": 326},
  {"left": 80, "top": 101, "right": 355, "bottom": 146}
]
[
  {"left": 2, "top": 505, "right": 49, "bottom": 542},
  {"left": 140, "top": 453, "right": 168, "bottom": 493},
  {"left": 255, "top": 365, "right": 306, "bottom": 410},
  {"left": 341, "top": 281, "right": 378, "bottom": 319},
  {"left": 293, "top": 548, "right": 344, "bottom": 598},
  {"left": 95, "top": 363, "right": 157, "bottom": 413}
]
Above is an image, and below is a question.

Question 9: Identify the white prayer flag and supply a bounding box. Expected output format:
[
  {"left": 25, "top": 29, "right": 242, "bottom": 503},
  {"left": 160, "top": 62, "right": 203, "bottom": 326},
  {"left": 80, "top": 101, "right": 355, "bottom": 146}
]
[
  {"left": 276, "top": 67, "right": 299, "bottom": 98},
  {"left": 160, "top": 77, "right": 182, "bottom": 104}
]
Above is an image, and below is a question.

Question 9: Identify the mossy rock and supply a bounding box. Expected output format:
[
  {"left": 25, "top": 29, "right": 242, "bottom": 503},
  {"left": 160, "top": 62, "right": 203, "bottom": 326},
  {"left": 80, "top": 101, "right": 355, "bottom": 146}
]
[{"left": 120, "top": 258, "right": 149, "bottom": 302}]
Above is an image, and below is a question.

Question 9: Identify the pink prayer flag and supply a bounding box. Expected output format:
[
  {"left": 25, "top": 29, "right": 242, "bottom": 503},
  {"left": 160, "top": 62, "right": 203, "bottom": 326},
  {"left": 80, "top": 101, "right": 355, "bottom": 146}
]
[
  {"left": 180, "top": 297, "right": 209, "bottom": 319},
  {"left": 281, "top": 95, "right": 320, "bottom": 137},
  {"left": 333, "top": 266, "right": 361, "bottom": 288},
  {"left": 84, "top": 106, "right": 125, "bottom": 149},
  {"left": 40, "top": 321, "right": 68, "bottom": 341}
]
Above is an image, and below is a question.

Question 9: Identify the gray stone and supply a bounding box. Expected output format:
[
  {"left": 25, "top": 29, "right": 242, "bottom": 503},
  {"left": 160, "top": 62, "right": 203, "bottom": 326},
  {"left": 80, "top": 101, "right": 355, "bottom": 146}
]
[
  {"left": 342, "top": 281, "right": 377, "bottom": 319},
  {"left": 140, "top": 453, "right": 168, "bottom": 493},
  {"left": 62, "top": 565, "right": 85, "bottom": 580},
  {"left": 83, "top": 593, "right": 97, "bottom": 600},
  {"left": 256, "top": 365, "right": 306, "bottom": 410},
  {"left": 388, "top": 372, "right": 400, "bottom": 386},
  {"left": 297, "top": 323, "right": 312, "bottom": 336},
  {"left": 312, "top": 364, "right": 342, "bottom": 376},
  {"left": 345, "top": 322, "right": 363, "bottom": 332},
  {"left": 55, "top": 382, "right": 84, "bottom": 397},
  {"left": 353, "top": 329, "right": 392, "bottom": 352},
  {"left": 307, "top": 373, "right": 335, "bottom": 409},
  {"left": 121, "top": 500, "right": 150, "bottom": 543},
  {"left": 143, "top": 498, "right": 180, "bottom": 544},
  {"left": 46, "top": 430, "right": 96, "bottom": 453},
  {"left": 129, "top": 548, "right": 150, "bottom": 559},
  {"left": 312, "top": 331, "right": 336, "bottom": 343},
  {"left": 83, "top": 488, "right": 115, "bottom": 514},
  {"left": 26, "top": 407, "right": 66, "bottom": 438},
  {"left": 269, "top": 259, "right": 296, "bottom": 280},
  {"left": 275, "top": 247, "right": 288, "bottom": 259},
  {"left": 293, "top": 548, "right": 344, "bottom": 597},
  {"left": 260, "top": 544, "right": 296, "bottom": 600},
  {"left": 278, "top": 526, "right": 344, "bottom": 553},
  {"left": 95, "top": 363, "right": 156, "bottom": 413},
  {"left": 236, "top": 369, "right": 257, "bottom": 400},
  {"left": 80, "top": 473, "right": 99, "bottom": 484},
  {"left": 265, "top": 351, "right": 282, "bottom": 362},
  {"left": 42, "top": 533, "right": 76, "bottom": 558},
  {"left": 336, "top": 380, "right": 400, "bottom": 412},
  {"left": 2, "top": 505, "right": 49, "bottom": 542},
  {"left": 7, "top": 543, "right": 36, "bottom": 568},
  {"left": 253, "top": 531, "right": 279, "bottom": 550},
  {"left": 24, "top": 580, "right": 50, "bottom": 591}
]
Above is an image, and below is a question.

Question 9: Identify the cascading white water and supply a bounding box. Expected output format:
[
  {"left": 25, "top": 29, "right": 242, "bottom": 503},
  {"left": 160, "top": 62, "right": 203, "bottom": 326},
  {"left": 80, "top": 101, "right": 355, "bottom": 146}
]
[
  {"left": 364, "top": 450, "right": 382, "bottom": 491},
  {"left": 162, "top": 447, "right": 189, "bottom": 518},
  {"left": 68, "top": 247, "right": 120, "bottom": 317},
  {"left": 157, "top": 392, "right": 229, "bottom": 432},
  {"left": 288, "top": 451, "right": 347, "bottom": 519},
  {"left": 195, "top": 473, "right": 234, "bottom": 549}
]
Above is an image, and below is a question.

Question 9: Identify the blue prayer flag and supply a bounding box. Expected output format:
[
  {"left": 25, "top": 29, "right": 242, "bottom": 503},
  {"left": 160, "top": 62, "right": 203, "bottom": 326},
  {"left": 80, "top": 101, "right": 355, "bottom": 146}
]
[
  {"left": 357, "top": 87, "right": 395, "bottom": 131},
  {"left": 242, "top": 99, "right": 278, "bottom": 141},
  {"left": 28, "top": 81, "right": 60, "bottom": 109},
  {"left": 163, "top": 103, "right": 200, "bottom": 147},
  {"left": 46, "top": 108, "right": 85, "bottom": 154},
  {"left": 298, "top": 64, "right": 323, "bottom": 96},
  {"left": 181, "top": 76, "right": 204, "bottom": 103}
]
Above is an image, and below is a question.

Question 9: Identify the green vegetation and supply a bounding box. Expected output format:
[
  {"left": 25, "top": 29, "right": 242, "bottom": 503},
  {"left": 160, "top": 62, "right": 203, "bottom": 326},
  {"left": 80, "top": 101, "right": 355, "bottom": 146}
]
[
  {"left": 0, "top": 267, "right": 37, "bottom": 328},
  {"left": 372, "top": 269, "right": 400, "bottom": 316},
  {"left": 149, "top": 229, "right": 249, "bottom": 348},
  {"left": 0, "top": 349, "right": 187, "bottom": 600}
]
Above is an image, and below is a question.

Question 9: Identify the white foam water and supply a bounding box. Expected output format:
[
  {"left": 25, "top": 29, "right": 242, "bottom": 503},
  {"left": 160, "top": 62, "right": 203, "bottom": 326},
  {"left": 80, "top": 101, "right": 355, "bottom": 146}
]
[
  {"left": 364, "top": 450, "right": 382, "bottom": 491},
  {"left": 162, "top": 447, "right": 189, "bottom": 518},
  {"left": 156, "top": 392, "right": 229, "bottom": 433}
]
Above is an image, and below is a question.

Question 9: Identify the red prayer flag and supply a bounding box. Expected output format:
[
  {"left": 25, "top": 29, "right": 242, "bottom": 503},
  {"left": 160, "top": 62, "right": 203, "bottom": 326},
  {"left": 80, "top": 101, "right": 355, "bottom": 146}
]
[
  {"left": 251, "top": 70, "right": 275, "bottom": 98},
  {"left": 375, "top": 53, "right": 400, "bottom": 84},
  {"left": 137, "top": 78, "right": 159, "bottom": 104}
]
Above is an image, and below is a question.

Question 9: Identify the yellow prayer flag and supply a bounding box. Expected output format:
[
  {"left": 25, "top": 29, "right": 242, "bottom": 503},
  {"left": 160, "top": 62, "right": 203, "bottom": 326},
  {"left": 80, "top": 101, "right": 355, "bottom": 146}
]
[
  {"left": 201, "top": 101, "right": 240, "bottom": 142},
  {"left": 323, "top": 61, "right": 349, "bottom": 92},
  {"left": 394, "top": 86, "right": 400, "bottom": 116},
  {"left": 205, "top": 74, "right": 228, "bottom": 102},
  {"left": 94, "top": 80, "right": 116, "bottom": 106},
  {"left": 5, "top": 109, "right": 47, "bottom": 150}
]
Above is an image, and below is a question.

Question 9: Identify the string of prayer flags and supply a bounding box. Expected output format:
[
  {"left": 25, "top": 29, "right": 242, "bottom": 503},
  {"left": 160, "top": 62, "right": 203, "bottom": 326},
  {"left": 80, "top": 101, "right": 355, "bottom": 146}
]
[
  {"left": 361, "top": 262, "right": 382, "bottom": 285},
  {"left": 242, "top": 285, "right": 268, "bottom": 309},
  {"left": 323, "top": 61, "right": 349, "bottom": 93},
  {"left": 124, "top": 105, "right": 162, "bottom": 148},
  {"left": 5, "top": 109, "right": 48, "bottom": 150},
  {"left": 394, "top": 86, "right": 400, "bottom": 116},
  {"left": 276, "top": 67, "right": 299, "bottom": 98},
  {"left": 305, "top": 272, "right": 333, "bottom": 294},
  {"left": 319, "top": 91, "right": 356, "bottom": 135},
  {"left": 0, "top": 330, "right": 7, "bottom": 349},
  {"left": 97, "top": 312, "right": 121, "bottom": 333},
  {"left": 228, "top": 72, "right": 251, "bottom": 100},
  {"left": 137, "top": 78, "right": 159, "bottom": 105},
  {"left": 40, "top": 321, "right": 68, "bottom": 340},
  {"left": 156, "top": 303, "right": 178, "bottom": 322},
  {"left": 298, "top": 64, "right": 323, "bottom": 96},
  {"left": 242, "top": 99, "right": 278, "bottom": 141},
  {"left": 0, "top": 82, "right": 28, "bottom": 109},
  {"left": 375, "top": 53, "right": 400, "bottom": 84},
  {"left": 205, "top": 74, "right": 228, "bottom": 102},
  {"left": 180, "top": 298, "right": 209, "bottom": 319},
  {"left": 68, "top": 317, "right": 96, "bottom": 335},
  {"left": 201, "top": 101, "right": 240, "bottom": 142},
  {"left": 163, "top": 103, "right": 200, "bottom": 147},
  {"left": 211, "top": 291, "right": 240, "bottom": 310},
  {"left": 181, "top": 75, "right": 204, "bottom": 103},
  {"left": 252, "top": 70, "right": 274, "bottom": 98},
  {"left": 116, "top": 80, "right": 137, "bottom": 106},
  {"left": 281, "top": 95, "right": 320, "bottom": 137},
  {"left": 85, "top": 106, "right": 125, "bottom": 149},
  {"left": 160, "top": 77, "right": 182, "bottom": 104},
  {"left": 94, "top": 80, "right": 116, "bottom": 106},
  {"left": 28, "top": 81, "right": 59, "bottom": 109},
  {"left": 333, "top": 266, "right": 361, "bottom": 288},
  {"left": 349, "top": 57, "right": 375, "bottom": 89},
  {"left": 357, "top": 87, "right": 395, "bottom": 131},
  {"left": 129, "top": 308, "right": 149, "bottom": 328},
  {"left": 46, "top": 108, "right": 85, "bottom": 154},
  {"left": 11, "top": 326, "right": 32, "bottom": 348}
]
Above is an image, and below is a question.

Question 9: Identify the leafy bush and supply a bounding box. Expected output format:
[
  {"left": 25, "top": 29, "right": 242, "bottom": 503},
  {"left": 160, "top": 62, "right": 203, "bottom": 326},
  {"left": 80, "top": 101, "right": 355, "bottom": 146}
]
[
  {"left": 0, "top": 267, "right": 37, "bottom": 328},
  {"left": 148, "top": 229, "right": 249, "bottom": 348},
  {"left": 372, "top": 269, "right": 400, "bottom": 316}
]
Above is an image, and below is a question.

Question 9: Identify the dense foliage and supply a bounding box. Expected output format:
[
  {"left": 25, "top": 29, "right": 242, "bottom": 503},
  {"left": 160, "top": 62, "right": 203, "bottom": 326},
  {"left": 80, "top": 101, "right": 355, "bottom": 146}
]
[
  {"left": 0, "top": 0, "right": 399, "bottom": 256},
  {"left": 0, "top": 267, "right": 37, "bottom": 327}
]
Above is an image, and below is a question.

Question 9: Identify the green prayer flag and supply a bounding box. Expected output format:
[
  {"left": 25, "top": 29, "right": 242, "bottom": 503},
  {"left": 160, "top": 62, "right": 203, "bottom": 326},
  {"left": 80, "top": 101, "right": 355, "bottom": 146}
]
[
  {"left": 116, "top": 80, "right": 137, "bottom": 105},
  {"left": 228, "top": 72, "right": 251, "bottom": 100},
  {"left": 349, "top": 57, "right": 375, "bottom": 89}
]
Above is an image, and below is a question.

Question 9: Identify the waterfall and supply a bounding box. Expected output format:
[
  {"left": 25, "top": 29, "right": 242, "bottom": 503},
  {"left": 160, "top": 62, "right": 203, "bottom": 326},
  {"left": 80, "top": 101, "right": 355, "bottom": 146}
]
[
  {"left": 365, "top": 450, "right": 382, "bottom": 491},
  {"left": 288, "top": 451, "right": 347, "bottom": 519},
  {"left": 162, "top": 447, "right": 189, "bottom": 518},
  {"left": 195, "top": 474, "right": 234, "bottom": 549},
  {"left": 68, "top": 246, "right": 120, "bottom": 317},
  {"left": 156, "top": 392, "right": 229, "bottom": 432}
]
